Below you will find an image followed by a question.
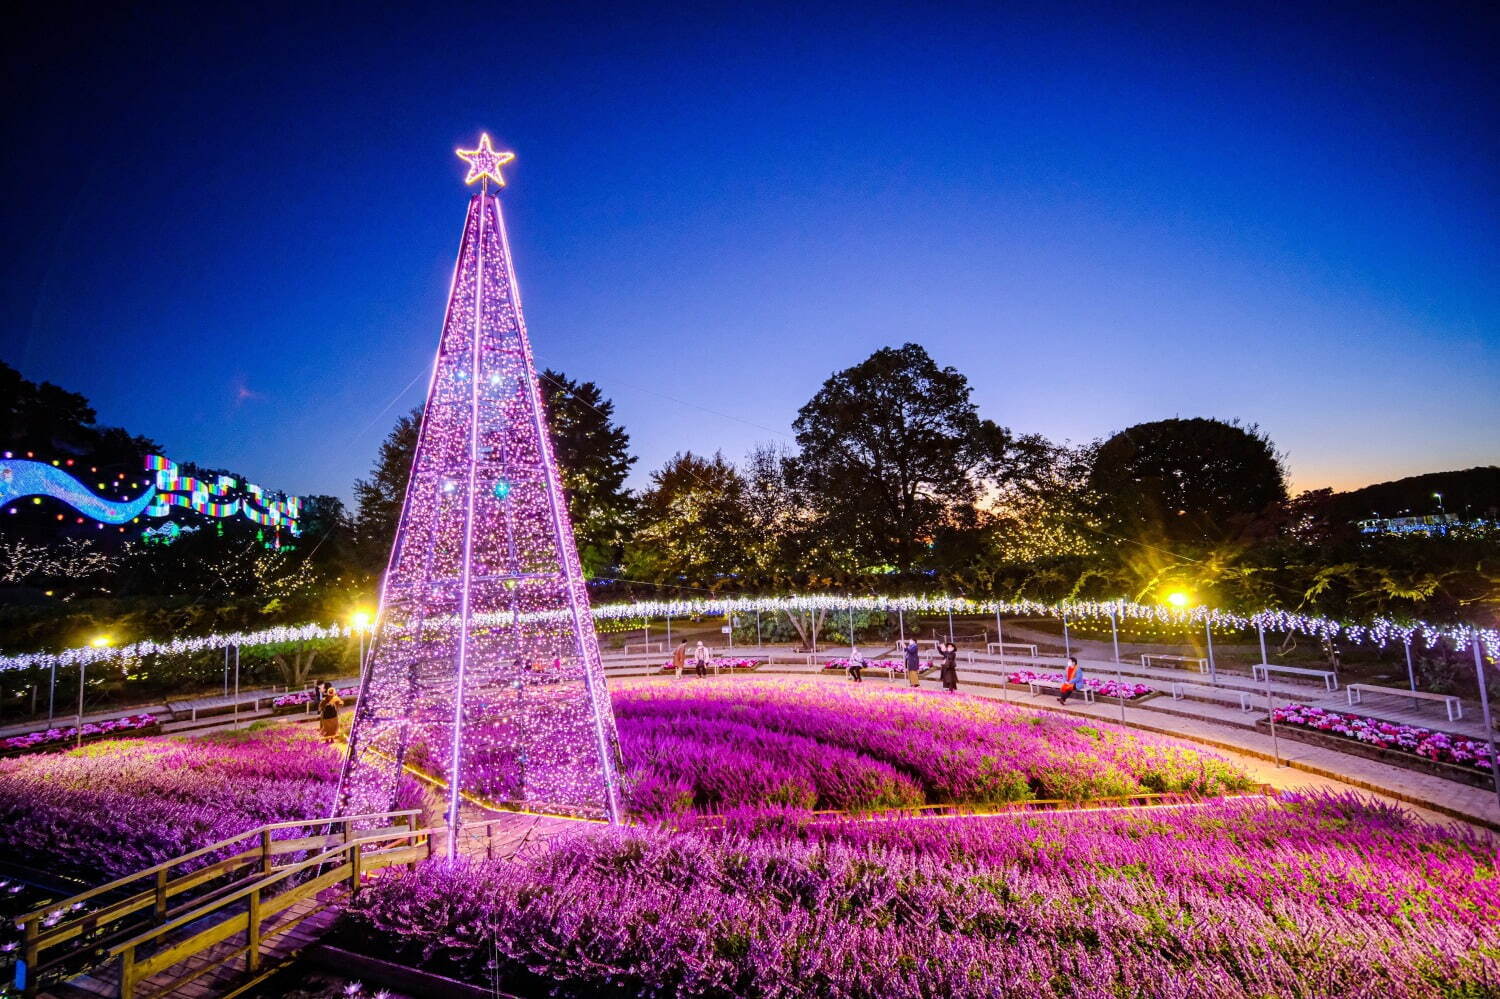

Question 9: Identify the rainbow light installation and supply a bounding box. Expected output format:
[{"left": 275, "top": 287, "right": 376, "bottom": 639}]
[{"left": 335, "top": 146, "right": 623, "bottom": 841}]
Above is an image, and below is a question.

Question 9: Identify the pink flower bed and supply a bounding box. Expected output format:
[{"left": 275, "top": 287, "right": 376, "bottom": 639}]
[
  {"left": 1273, "top": 703, "right": 1495, "bottom": 771},
  {"left": 1, "top": 714, "right": 159, "bottom": 754},
  {"left": 821, "top": 658, "right": 902, "bottom": 671},
  {"left": 656, "top": 657, "right": 762, "bottom": 673},
  {"left": 1006, "top": 669, "right": 1153, "bottom": 700},
  {"left": 272, "top": 686, "right": 356, "bottom": 708}
]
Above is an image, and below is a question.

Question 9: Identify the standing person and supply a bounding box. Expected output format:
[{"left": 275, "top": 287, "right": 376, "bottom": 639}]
[
  {"left": 939, "top": 641, "right": 959, "bottom": 692},
  {"left": 903, "top": 639, "right": 922, "bottom": 688},
  {"left": 847, "top": 647, "right": 864, "bottom": 683},
  {"left": 694, "top": 641, "right": 709, "bottom": 678},
  {"left": 672, "top": 641, "right": 688, "bottom": 678},
  {"left": 318, "top": 685, "right": 344, "bottom": 743},
  {"left": 1058, "top": 656, "right": 1084, "bottom": 705}
]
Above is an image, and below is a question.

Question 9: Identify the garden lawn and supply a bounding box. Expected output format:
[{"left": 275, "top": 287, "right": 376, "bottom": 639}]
[
  {"left": 339, "top": 791, "right": 1500, "bottom": 998},
  {"left": 615, "top": 679, "right": 1252, "bottom": 817}
]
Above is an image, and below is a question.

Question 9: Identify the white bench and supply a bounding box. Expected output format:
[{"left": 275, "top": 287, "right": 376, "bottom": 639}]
[
  {"left": 1251, "top": 663, "right": 1338, "bottom": 691},
  {"left": 1347, "top": 683, "right": 1462, "bottom": 722},
  {"left": 1024, "top": 678, "right": 1095, "bottom": 703},
  {"left": 986, "top": 642, "right": 1039, "bottom": 657},
  {"left": 1171, "top": 681, "right": 1254, "bottom": 712},
  {"left": 1141, "top": 653, "right": 1208, "bottom": 674},
  {"left": 623, "top": 641, "right": 665, "bottom": 654}
]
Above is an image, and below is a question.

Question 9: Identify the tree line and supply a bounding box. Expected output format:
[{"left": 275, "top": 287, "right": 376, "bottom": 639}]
[{"left": 2, "top": 348, "right": 1496, "bottom": 656}]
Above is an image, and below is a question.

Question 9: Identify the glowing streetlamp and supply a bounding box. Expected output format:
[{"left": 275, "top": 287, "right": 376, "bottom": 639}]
[
  {"left": 1165, "top": 590, "right": 1191, "bottom": 609},
  {"left": 78, "top": 636, "right": 111, "bottom": 747},
  {"left": 351, "top": 611, "right": 373, "bottom": 672}
]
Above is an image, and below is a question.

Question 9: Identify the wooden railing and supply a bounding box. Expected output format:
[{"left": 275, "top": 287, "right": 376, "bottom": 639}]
[
  {"left": 12, "top": 809, "right": 421, "bottom": 998},
  {"left": 107, "top": 815, "right": 528, "bottom": 999}
]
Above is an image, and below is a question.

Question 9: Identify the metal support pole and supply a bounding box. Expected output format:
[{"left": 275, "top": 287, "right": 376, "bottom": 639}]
[
  {"left": 1109, "top": 610, "right": 1120, "bottom": 664},
  {"left": 1115, "top": 655, "right": 1126, "bottom": 725},
  {"left": 233, "top": 645, "right": 240, "bottom": 729},
  {"left": 1472, "top": 638, "right": 1500, "bottom": 808},
  {"left": 1403, "top": 637, "right": 1417, "bottom": 708},
  {"left": 1205, "top": 619, "right": 1217, "bottom": 685},
  {"left": 1257, "top": 622, "right": 1268, "bottom": 665},
  {"left": 223, "top": 647, "right": 229, "bottom": 696},
  {"left": 644, "top": 621, "right": 650, "bottom": 650},
  {"left": 946, "top": 608, "right": 954, "bottom": 644},
  {"left": 849, "top": 602, "right": 856, "bottom": 657},
  {"left": 995, "top": 608, "right": 1005, "bottom": 663},
  {"left": 755, "top": 610, "right": 761, "bottom": 649},
  {"left": 666, "top": 614, "right": 672, "bottom": 649},
  {"left": 75, "top": 661, "right": 87, "bottom": 749},
  {"left": 898, "top": 608, "right": 904, "bottom": 646},
  {"left": 1062, "top": 612, "right": 1071, "bottom": 658},
  {"left": 728, "top": 613, "right": 734, "bottom": 652},
  {"left": 1265, "top": 664, "right": 1280, "bottom": 767},
  {"left": 48, "top": 663, "right": 56, "bottom": 723}
]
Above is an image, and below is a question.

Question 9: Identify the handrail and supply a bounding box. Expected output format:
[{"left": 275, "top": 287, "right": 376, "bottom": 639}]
[
  {"left": 14, "top": 809, "right": 421, "bottom": 927},
  {"left": 107, "top": 825, "right": 429, "bottom": 957}
]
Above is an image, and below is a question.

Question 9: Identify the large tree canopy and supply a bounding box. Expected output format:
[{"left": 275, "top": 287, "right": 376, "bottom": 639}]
[
  {"left": 788, "top": 343, "right": 1041, "bottom": 572},
  {"left": 538, "top": 369, "right": 636, "bottom": 575},
  {"left": 624, "top": 452, "right": 756, "bottom": 588},
  {"left": 1087, "top": 417, "right": 1287, "bottom": 548}
]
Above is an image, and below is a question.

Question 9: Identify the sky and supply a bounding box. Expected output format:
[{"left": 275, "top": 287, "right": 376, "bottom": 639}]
[{"left": 3, "top": 1, "right": 1496, "bottom": 504}]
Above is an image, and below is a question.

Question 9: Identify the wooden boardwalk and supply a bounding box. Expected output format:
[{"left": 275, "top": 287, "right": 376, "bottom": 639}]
[{"left": 41, "top": 812, "right": 589, "bottom": 999}]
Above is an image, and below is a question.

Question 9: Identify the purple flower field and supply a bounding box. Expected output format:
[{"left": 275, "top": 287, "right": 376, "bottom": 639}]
[
  {"left": 0, "top": 725, "right": 427, "bottom": 881},
  {"left": 614, "top": 680, "right": 1252, "bottom": 817},
  {"left": 340, "top": 791, "right": 1500, "bottom": 998}
]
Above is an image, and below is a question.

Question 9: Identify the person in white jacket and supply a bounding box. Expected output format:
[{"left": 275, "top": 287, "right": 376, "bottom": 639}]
[{"left": 694, "top": 641, "right": 709, "bottom": 678}]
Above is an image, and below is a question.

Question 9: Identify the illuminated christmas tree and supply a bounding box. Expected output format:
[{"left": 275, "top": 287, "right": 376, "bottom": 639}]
[{"left": 336, "top": 135, "right": 624, "bottom": 838}]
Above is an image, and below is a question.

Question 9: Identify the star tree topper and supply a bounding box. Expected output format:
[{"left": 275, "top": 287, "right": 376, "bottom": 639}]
[{"left": 456, "top": 133, "right": 515, "bottom": 186}]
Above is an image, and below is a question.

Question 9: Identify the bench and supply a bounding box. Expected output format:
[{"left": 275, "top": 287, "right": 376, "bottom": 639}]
[
  {"left": 1250, "top": 663, "right": 1338, "bottom": 691},
  {"left": 622, "top": 641, "right": 665, "bottom": 654},
  {"left": 986, "top": 642, "right": 1039, "bottom": 657},
  {"left": 1023, "top": 678, "right": 1095, "bottom": 703},
  {"left": 1171, "top": 681, "right": 1254, "bottom": 712},
  {"left": 1347, "top": 683, "right": 1463, "bottom": 722},
  {"left": 1141, "top": 653, "right": 1208, "bottom": 674}
]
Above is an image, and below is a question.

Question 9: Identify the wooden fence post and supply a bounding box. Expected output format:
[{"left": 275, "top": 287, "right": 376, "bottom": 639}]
[
  {"left": 246, "top": 888, "right": 262, "bottom": 973},
  {"left": 20, "top": 918, "right": 38, "bottom": 999},
  {"left": 119, "top": 946, "right": 137, "bottom": 999},
  {"left": 260, "top": 828, "right": 273, "bottom": 875},
  {"left": 154, "top": 868, "right": 169, "bottom": 921},
  {"left": 349, "top": 841, "right": 363, "bottom": 895}
]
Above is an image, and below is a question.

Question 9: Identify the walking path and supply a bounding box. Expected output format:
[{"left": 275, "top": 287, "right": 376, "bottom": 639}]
[{"left": 607, "top": 650, "right": 1500, "bottom": 832}]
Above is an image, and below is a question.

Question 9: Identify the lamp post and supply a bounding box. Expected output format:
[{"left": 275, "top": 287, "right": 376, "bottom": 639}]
[
  {"left": 1472, "top": 637, "right": 1500, "bottom": 808},
  {"left": 1061, "top": 610, "right": 1071, "bottom": 659},
  {"left": 78, "top": 636, "right": 110, "bottom": 748},
  {"left": 1259, "top": 621, "right": 1279, "bottom": 767},
  {"left": 351, "top": 611, "right": 372, "bottom": 672}
]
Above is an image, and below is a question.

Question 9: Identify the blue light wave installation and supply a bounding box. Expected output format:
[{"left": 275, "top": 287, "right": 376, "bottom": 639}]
[{"left": 0, "top": 460, "right": 155, "bottom": 524}]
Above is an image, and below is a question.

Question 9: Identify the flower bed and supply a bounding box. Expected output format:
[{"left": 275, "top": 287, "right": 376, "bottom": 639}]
[
  {"left": 1005, "top": 669, "right": 1153, "bottom": 700},
  {"left": 615, "top": 681, "right": 1249, "bottom": 816},
  {"left": 821, "top": 657, "right": 902, "bottom": 672},
  {"left": 0, "top": 725, "right": 429, "bottom": 881},
  {"left": 271, "top": 686, "right": 357, "bottom": 713},
  {"left": 1272, "top": 703, "right": 1494, "bottom": 772},
  {"left": 655, "top": 657, "right": 763, "bottom": 674},
  {"left": 337, "top": 791, "right": 1500, "bottom": 998},
  {"left": 1, "top": 714, "right": 160, "bottom": 755}
]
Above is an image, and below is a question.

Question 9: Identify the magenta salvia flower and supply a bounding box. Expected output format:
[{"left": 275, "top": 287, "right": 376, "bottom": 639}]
[{"left": 1006, "top": 669, "right": 1153, "bottom": 699}]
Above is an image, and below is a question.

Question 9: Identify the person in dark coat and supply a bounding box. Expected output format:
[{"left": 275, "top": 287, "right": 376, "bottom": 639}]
[
  {"left": 939, "top": 642, "right": 959, "bottom": 692},
  {"left": 903, "top": 640, "right": 922, "bottom": 687}
]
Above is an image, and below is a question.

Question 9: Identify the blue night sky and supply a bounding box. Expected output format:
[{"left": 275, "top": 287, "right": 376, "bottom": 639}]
[{"left": 3, "top": 2, "right": 1496, "bottom": 503}]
